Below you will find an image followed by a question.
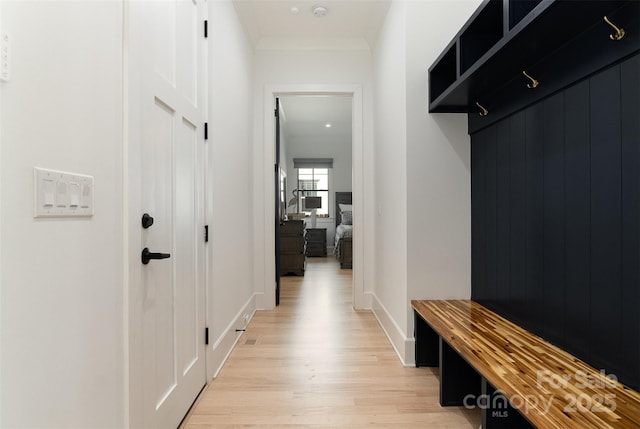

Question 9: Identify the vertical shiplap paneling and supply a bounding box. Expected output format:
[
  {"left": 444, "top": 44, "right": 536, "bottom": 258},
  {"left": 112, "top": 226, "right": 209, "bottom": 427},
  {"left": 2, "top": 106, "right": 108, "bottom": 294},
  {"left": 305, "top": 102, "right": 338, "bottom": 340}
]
[
  {"left": 471, "top": 129, "right": 488, "bottom": 303},
  {"left": 469, "top": 54, "right": 639, "bottom": 391},
  {"left": 484, "top": 125, "right": 498, "bottom": 308},
  {"left": 563, "top": 80, "right": 591, "bottom": 362},
  {"left": 542, "top": 93, "right": 566, "bottom": 346},
  {"left": 620, "top": 55, "right": 640, "bottom": 389},
  {"left": 496, "top": 120, "right": 511, "bottom": 317},
  {"left": 589, "top": 65, "right": 622, "bottom": 376},
  {"left": 509, "top": 111, "right": 527, "bottom": 327},
  {"left": 525, "top": 103, "right": 545, "bottom": 334}
]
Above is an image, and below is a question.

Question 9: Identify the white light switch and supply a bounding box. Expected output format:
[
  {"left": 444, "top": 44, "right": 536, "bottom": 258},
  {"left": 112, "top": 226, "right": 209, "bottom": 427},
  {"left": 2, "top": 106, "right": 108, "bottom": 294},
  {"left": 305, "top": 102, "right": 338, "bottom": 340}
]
[
  {"left": 56, "top": 181, "right": 68, "bottom": 207},
  {"left": 34, "top": 168, "right": 94, "bottom": 218},
  {"left": 69, "top": 183, "right": 80, "bottom": 207},
  {"left": 43, "top": 179, "right": 55, "bottom": 206},
  {"left": 81, "top": 183, "right": 92, "bottom": 208},
  {"left": 1, "top": 34, "right": 10, "bottom": 82}
]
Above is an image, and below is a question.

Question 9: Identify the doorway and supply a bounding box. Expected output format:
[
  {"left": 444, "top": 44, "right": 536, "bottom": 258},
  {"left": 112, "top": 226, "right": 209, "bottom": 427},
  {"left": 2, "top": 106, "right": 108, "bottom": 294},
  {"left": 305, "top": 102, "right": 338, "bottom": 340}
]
[
  {"left": 261, "top": 84, "right": 366, "bottom": 310},
  {"left": 277, "top": 95, "right": 353, "bottom": 297}
]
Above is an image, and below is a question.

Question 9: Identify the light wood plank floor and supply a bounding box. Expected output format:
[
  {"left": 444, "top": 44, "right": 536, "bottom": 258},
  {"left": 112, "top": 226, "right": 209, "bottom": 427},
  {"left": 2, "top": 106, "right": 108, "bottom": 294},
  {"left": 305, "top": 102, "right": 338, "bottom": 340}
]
[{"left": 181, "top": 257, "right": 480, "bottom": 428}]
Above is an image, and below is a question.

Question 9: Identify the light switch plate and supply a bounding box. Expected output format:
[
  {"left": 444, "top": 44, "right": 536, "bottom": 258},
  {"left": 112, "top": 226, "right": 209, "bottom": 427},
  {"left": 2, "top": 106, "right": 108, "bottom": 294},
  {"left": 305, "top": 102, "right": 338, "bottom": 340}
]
[
  {"left": 1, "top": 33, "right": 10, "bottom": 82},
  {"left": 34, "top": 167, "right": 94, "bottom": 218}
]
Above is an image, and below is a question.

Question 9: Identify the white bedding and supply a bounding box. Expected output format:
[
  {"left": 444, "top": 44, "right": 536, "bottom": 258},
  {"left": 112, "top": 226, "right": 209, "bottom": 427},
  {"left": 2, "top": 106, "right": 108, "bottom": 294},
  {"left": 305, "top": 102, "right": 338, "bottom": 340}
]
[
  {"left": 334, "top": 224, "right": 353, "bottom": 255},
  {"left": 335, "top": 224, "right": 353, "bottom": 240}
]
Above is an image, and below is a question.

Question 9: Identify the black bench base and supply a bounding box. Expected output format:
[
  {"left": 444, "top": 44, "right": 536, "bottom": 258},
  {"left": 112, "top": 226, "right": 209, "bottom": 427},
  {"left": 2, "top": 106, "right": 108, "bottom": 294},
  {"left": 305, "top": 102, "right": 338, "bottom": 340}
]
[{"left": 414, "top": 311, "right": 534, "bottom": 429}]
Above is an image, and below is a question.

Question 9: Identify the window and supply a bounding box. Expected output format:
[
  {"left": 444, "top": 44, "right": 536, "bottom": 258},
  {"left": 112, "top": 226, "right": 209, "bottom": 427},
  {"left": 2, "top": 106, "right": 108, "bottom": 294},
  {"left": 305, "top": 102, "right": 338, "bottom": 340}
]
[
  {"left": 297, "top": 168, "right": 329, "bottom": 217},
  {"left": 291, "top": 158, "right": 333, "bottom": 217}
]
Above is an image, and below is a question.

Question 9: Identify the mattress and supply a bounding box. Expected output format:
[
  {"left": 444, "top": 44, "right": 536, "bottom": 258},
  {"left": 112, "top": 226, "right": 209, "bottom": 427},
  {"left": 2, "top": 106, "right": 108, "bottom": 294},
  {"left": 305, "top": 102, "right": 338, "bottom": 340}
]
[
  {"left": 334, "top": 224, "right": 353, "bottom": 255},
  {"left": 335, "top": 224, "right": 353, "bottom": 240}
]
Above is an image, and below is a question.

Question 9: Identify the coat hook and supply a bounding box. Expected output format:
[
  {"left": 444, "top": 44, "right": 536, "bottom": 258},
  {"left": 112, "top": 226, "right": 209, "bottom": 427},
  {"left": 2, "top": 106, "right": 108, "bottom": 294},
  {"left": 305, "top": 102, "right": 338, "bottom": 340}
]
[
  {"left": 604, "top": 16, "right": 625, "bottom": 41},
  {"left": 475, "top": 102, "right": 488, "bottom": 117},
  {"left": 522, "top": 70, "right": 539, "bottom": 89}
]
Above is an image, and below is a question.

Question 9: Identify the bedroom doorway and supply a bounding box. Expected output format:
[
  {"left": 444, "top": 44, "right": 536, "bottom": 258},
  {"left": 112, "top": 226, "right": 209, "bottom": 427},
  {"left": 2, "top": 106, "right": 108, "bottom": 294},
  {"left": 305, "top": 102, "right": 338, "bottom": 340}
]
[
  {"left": 278, "top": 95, "right": 353, "bottom": 288},
  {"left": 262, "top": 84, "right": 366, "bottom": 311}
]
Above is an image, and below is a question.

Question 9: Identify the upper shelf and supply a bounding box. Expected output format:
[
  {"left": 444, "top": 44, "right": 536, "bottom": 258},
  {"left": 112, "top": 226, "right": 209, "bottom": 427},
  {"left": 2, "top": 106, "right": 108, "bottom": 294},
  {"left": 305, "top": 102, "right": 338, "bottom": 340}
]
[{"left": 428, "top": 0, "right": 633, "bottom": 113}]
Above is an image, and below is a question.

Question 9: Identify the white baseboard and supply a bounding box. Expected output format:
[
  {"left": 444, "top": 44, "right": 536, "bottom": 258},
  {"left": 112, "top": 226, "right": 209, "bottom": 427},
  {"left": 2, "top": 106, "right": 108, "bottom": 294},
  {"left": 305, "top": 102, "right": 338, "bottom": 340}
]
[
  {"left": 361, "top": 291, "right": 373, "bottom": 309},
  {"left": 370, "top": 293, "right": 415, "bottom": 367},
  {"left": 254, "top": 291, "right": 268, "bottom": 310},
  {"left": 207, "top": 294, "right": 256, "bottom": 380}
]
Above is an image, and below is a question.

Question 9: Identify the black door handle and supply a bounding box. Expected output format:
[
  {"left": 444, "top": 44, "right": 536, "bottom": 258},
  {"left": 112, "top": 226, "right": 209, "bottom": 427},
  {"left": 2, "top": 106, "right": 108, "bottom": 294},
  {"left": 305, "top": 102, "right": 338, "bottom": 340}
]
[
  {"left": 142, "top": 213, "right": 154, "bottom": 229},
  {"left": 141, "top": 247, "right": 171, "bottom": 265}
]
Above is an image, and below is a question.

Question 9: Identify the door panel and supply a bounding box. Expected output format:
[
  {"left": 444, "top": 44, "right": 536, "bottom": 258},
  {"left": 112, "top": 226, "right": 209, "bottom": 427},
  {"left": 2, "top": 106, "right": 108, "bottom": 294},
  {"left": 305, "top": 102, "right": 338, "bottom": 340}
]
[
  {"left": 176, "top": 0, "right": 198, "bottom": 105},
  {"left": 275, "top": 98, "right": 281, "bottom": 306},
  {"left": 130, "top": 0, "right": 206, "bottom": 427},
  {"left": 176, "top": 117, "right": 200, "bottom": 375}
]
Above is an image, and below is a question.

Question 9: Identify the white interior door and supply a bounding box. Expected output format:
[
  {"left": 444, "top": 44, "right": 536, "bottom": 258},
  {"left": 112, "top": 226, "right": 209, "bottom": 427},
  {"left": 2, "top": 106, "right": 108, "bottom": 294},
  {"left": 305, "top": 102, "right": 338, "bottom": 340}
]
[{"left": 129, "top": 0, "right": 207, "bottom": 427}]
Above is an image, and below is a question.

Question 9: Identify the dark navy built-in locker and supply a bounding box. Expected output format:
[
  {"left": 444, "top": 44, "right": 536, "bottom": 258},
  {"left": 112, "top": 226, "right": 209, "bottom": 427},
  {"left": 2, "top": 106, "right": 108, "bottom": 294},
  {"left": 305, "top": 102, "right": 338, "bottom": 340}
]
[{"left": 471, "top": 54, "right": 640, "bottom": 391}]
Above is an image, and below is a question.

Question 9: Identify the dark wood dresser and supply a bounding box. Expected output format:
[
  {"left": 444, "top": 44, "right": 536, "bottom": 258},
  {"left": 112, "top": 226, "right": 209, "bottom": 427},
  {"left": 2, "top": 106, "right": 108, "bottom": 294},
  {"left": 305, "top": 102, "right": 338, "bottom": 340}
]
[
  {"left": 305, "top": 228, "right": 327, "bottom": 257},
  {"left": 279, "top": 220, "right": 305, "bottom": 275}
]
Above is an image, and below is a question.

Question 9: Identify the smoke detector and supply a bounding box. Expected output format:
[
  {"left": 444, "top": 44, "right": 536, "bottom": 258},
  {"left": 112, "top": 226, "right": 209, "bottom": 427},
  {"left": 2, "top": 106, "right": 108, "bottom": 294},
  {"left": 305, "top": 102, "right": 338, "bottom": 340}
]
[{"left": 312, "top": 5, "right": 328, "bottom": 17}]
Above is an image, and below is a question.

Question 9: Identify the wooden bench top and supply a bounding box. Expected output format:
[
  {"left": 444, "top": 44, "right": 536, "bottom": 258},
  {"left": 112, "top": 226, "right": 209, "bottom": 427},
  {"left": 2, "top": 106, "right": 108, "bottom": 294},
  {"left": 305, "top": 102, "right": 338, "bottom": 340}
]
[{"left": 411, "top": 299, "right": 640, "bottom": 429}]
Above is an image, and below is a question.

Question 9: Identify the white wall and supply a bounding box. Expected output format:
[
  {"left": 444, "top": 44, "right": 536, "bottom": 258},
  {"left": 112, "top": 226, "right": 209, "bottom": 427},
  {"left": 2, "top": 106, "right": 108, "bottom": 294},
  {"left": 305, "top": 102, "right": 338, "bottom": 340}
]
[
  {"left": 0, "top": 1, "right": 125, "bottom": 427},
  {"left": 371, "top": 0, "right": 479, "bottom": 365},
  {"left": 207, "top": 0, "right": 256, "bottom": 376},
  {"left": 371, "top": 0, "right": 409, "bottom": 362},
  {"left": 286, "top": 136, "right": 352, "bottom": 198},
  {"left": 405, "top": 0, "right": 480, "bottom": 338},
  {"left": 252, "top": 43, "right": 375, "bottom": 308},
  {"left": 285, "top": 133, "right": 352, "bottom": 246}
]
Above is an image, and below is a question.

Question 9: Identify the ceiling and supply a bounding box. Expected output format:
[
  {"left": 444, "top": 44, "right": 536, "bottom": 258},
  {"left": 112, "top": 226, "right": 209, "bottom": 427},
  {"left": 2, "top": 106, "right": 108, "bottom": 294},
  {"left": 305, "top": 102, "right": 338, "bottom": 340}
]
[
  {"left": 233, "top": 0, "right": 388, "bottom": 143},
  {"left": 232, "top": 0, "right": 391, "bottom": 49},
  {"left": 279, "top": 95, "right": 352, "bottom": 141}
]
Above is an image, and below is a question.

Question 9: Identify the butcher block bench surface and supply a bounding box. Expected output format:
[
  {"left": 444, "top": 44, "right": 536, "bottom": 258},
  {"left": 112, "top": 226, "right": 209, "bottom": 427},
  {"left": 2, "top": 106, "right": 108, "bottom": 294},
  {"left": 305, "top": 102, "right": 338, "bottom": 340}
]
[{"left": 411, "top": 299, "right": 640, "bottom": 429}]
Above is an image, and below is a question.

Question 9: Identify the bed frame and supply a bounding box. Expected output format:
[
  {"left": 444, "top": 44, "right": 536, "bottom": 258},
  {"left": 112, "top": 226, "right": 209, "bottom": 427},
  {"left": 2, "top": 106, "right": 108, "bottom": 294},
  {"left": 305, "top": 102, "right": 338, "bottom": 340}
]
[{"left": 335, "top": 192, "right": 352, "bottom": 269}]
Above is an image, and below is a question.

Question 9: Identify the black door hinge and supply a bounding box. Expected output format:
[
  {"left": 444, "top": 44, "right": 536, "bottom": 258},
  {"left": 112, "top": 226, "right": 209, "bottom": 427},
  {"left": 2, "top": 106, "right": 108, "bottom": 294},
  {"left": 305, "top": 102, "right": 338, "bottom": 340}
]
[
  {"left": 205, "top": 327, "right": 209, "bottom": 345},
  {"left": 204, "top": 122, "right": 208, "bottom": 140},
  {"left": 204, "top": 20, "right": 208, "bottom": 38},
  {"left": 204, "top": 225, "right": 209, "bottom": 243}
]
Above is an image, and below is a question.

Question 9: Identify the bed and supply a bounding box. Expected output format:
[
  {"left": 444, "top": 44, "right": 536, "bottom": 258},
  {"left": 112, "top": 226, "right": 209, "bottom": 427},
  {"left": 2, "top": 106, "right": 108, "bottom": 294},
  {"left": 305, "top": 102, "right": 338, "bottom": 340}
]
[{"left": 334, "top": 192, "right": 353, "bottom": 269}]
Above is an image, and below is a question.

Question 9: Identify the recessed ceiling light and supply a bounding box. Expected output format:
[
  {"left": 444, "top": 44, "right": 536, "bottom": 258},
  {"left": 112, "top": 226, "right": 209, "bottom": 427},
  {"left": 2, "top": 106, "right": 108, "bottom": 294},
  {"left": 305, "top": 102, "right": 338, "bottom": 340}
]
[
  {"left": 290, "top": 6, "right": 299, "bottom": 15},
  {"left": 325, "top": 123, "right": 332, "bottom": 128},
  {"left": 313, "top": 5, "right": 328, "bottom": 17}
]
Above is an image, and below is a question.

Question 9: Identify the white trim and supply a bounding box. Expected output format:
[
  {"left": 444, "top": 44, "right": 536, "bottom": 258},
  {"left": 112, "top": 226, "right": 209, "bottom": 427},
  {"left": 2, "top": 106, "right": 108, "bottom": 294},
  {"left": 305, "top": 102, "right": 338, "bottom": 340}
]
[
  {"left": 207, "top": 294, "right": 257, "bottom": 380},
  {"left": 370, "top": 293, "right": 415, "bottom": 367},
  {"left": 256, "top": 37, "right": 370, "bottom": 51},
  {"left": 261, "top": 84, "right": 367, "bottom": 310},
  {"left": 254, "top": 292, "right": 267, "bottom": 310},
  {"left": 0, "top": 2, "right": 4, "bottom": 424},
  {"left": 121, "top": 0, "right": 130, "bottom": 426}
]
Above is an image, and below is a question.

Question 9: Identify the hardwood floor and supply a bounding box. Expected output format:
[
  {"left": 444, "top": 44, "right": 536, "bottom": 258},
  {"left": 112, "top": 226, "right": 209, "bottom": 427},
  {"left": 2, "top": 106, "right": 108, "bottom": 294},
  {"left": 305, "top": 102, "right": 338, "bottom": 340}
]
[{"left": 181, "top": 257, "right": 480, "bottom": 428}]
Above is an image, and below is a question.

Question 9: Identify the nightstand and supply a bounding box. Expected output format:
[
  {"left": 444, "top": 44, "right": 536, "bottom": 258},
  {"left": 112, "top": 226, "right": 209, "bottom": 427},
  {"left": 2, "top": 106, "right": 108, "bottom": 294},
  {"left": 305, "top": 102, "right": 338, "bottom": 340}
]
[{"left": 305, "top": 228, "right": 327, "bottom": 257}]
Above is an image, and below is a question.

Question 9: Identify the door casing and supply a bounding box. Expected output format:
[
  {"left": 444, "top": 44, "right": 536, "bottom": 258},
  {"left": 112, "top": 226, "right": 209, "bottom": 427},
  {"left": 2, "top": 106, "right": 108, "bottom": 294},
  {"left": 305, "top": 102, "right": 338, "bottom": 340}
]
[{"left": 258, "top": 84, "right": 368, "bottom": 310}]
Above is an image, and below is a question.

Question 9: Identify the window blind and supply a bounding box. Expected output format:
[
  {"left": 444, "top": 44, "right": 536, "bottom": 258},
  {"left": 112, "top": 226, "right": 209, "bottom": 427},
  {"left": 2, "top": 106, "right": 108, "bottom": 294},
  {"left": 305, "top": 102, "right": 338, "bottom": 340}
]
[{"left": 293, "top": 158, "right": 333, "bottom": 169}]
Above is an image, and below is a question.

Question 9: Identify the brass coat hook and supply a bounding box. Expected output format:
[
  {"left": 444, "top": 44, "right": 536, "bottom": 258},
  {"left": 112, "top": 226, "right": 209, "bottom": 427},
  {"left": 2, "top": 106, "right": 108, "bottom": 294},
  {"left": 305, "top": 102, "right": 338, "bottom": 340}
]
[
  {"left": 522, "top": 70, "right": 539, "bottom": 89},
  {"left": 476, "top": 102, "right": 488, "bottom": 117},
  {"left": 604, "top": 16, "right": 625, "bottom": 41}
]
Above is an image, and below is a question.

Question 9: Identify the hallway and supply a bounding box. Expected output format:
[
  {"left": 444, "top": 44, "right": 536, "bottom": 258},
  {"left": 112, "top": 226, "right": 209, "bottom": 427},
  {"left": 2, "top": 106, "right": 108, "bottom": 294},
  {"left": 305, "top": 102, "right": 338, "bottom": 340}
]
[{"left": 181, "top": 258, "right": 480, "bottom": 428}]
